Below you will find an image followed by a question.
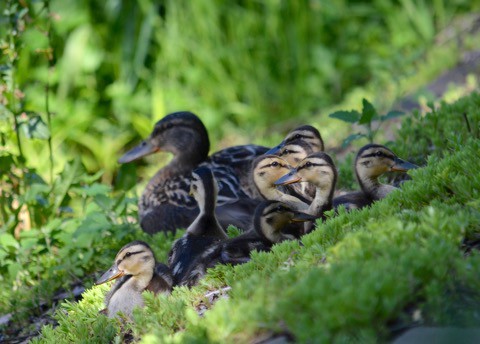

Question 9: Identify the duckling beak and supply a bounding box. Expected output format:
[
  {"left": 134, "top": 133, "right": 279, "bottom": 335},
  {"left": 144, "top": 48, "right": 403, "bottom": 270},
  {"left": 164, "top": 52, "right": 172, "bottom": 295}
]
[
  {"left": 265, "top": 141, "right": 285, "bottom": 155},
  {"left": 291, "top": 211, "right": 317, "bottom": 222},
  {"left": 118, "top": 140, "right": 159, "bottom": 163},
  {"left": 95, "top": 264, "right": 125, "bottom": 285},
  {"left": 390, "top": 157, "right": 418, "bottom": 172},
  {"left": 274, "top": 170, "right": 301, "bottom": 186}
]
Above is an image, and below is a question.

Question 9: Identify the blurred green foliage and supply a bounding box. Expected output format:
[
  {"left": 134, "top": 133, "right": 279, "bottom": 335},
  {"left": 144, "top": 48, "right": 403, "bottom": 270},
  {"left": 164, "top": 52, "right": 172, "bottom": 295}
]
[{"left": 1, "top": 0, "right": 478, "bottom": 182}]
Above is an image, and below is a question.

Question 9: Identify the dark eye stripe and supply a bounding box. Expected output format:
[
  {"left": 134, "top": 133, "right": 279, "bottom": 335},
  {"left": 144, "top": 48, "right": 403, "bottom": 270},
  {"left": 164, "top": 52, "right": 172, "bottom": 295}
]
[
  {"left": 361, "top": 152, "right": 394, "bottom": 159},
  {"left": 264, "top": 206, "right": 288, "bottom": 216},
  {"left": 288, "top": 134, "right": 313, "bottom": 141},
  {"left": 123, "top": 250, "right": 145, "bottom": 259},
  {"left": 259, "top": 162, "right": 288, "bottom": 170},
  {"left": 297, "top": 162, "right": 326, "bottom": 170}
]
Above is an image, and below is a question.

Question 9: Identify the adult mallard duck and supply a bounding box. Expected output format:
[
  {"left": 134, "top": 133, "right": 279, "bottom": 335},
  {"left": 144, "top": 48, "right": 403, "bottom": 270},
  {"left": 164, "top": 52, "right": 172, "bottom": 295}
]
[
  {"left": 265, "top": 125, "right": 324, "bottom": 155},
  {"left": 118, "top": 111, "right": 268, "bottom": 234},
  {"left": 95, "top": 241, "right": 172, "bottom": 318},
  {"left": 168, "top": 166, "right": 229, "bottom": 286},
  {"left": 333, "top": 144, "right": 418, "bottom": 210},
  {"left": 182, "top": 201, "right": 316, "bottom": 286}
]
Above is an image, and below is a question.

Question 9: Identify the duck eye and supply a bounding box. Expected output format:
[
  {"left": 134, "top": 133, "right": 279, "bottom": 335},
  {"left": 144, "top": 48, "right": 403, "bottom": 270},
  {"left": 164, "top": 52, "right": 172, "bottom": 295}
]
[
  {"left": 125, "top": 252, "right": 132, "bottom": 258},
  {"left": 192, "top": 184, "right": 197, "bottom": 191},
  {"left": 375, "top": 151, "right": 383, "bottom": 157},
  {"left": 271, "top": 161, "right": 279, "bottom": 167},
  {"left": 166, "top": 122, "right": 173, "bottom": 129},
  {"left": 295, "top": 134, "right": 301, "bottom": 139},
  {"left": 305, "top": 162, "right": 312, "bottom": 167}
]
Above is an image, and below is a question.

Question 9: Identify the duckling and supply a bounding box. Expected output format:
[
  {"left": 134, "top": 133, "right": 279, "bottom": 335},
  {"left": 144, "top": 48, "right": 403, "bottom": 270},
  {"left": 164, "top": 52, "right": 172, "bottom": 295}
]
[
  {"left": 168, "top": 166, "right": 229, "bottom": 286},
  {"left": 182, "top": 201, "right": 316, "bottom": 286},
  {"left": 276, "top": 140, "right": 317, "bottom": 200},
  {"left": 95, "top": 241, "right": 172, "bottom": 318},
  {"left": 333, "top": 144, "right": 418, "bottom": 209},
  {"left": 276, "top": 141, "right": 312, "bottom": 167},
  {"left": 251, "top": 155, "right": 309, "bottom": 211},
  {"left": 266, "top": 125, "right": 324, "bottom": 155},
  {"left": 275, "top": 152, "right": 337, "bottom": 220},
  {"left": 275, "top": 152, "right": 338, "bottom": 233},
  {"left": 118, "top": 111, "right": 268, "bottom": 234}
]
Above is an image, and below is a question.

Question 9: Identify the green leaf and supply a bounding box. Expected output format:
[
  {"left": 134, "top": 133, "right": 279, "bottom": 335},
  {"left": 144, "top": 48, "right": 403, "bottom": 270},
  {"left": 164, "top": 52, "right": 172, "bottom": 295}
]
[
  {"left": 0, "top": 233, "right": 19, "bottom": 249},
  {"left": 80, "top": 183, "right": 111, "bottom": 197},
  {"left": 328, "top": 110, "right": 360, "bottom": 123},
  {"left": 380, "top": 111, "right": 405, "bottom": 121},
  {"left": 359, "top": 98, "right": 377, "bottom": 124},
  {"left": 342, "top": 133, "right": 366, "bottom": 148}
]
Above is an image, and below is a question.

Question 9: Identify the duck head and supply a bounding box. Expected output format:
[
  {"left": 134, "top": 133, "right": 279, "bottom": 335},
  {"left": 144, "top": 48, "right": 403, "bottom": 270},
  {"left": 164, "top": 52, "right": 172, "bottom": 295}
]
[
  {"left": 266, "top": 125, "right": 324, "bottom": 155},
  {"left": 118, "top": 111, "right": 210, "bottom": 165},
  {"left": 96, "top": 241, "right": 156, "bottom": 285},
  {"left": 254, "top": 201, "right": 317, "bottom": 243}
]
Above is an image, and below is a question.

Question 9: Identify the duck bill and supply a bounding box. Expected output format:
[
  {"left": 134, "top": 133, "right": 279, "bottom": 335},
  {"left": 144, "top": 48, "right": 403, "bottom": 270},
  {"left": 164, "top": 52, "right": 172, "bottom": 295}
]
[
  {"left": 274, "top": 171, "right": 301, "bottom": 186},
  {"left": 95, "top": 265, "right": 125, "bottom": 285},
  {"left": 291, "top": 211, "right": 317, "bottom": 222},
  {"left": 118, "top": 140, "right": 159, "bottom": 163},
  {"left": 390, "top": 157, "right": 418, "bottom": 172},
  {"left": 265, "top": 141, "right": 285, "bottom": 155}
]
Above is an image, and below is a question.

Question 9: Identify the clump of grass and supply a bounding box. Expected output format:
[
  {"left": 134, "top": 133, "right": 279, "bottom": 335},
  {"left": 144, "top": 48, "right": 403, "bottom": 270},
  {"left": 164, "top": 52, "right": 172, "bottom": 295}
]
[{"left": 33, "top": 93, "right": 480, "bottom": 342}]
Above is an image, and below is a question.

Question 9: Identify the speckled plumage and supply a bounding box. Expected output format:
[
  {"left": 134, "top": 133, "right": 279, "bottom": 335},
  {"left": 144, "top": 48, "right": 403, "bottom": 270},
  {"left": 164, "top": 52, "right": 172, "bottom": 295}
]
[{"left": 119, "top": 111, "right": 267, "bottom": 234}]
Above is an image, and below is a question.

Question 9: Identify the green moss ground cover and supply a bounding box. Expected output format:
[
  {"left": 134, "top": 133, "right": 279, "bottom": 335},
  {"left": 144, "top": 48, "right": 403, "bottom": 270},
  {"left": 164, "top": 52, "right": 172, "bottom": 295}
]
[{"left": 31, "top": 93, "right": 480, "bottom": 342}]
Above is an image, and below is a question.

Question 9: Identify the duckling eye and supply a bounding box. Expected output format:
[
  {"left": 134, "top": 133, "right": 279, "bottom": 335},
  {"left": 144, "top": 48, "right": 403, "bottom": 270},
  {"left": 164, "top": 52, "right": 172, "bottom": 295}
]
[
  {"left": 305, "top": 162, "right": 312, "bottom": 168},
  {"left": 271, "top": 161, "right": 279, "bottom": 167},
  {"left": 281, "top": 149, "right": 290, "bottom": 155},
  {"left": 166, "top": 122, "right": 173, "bottom": 129},
  {"left": 375, "top": 151, "right": 383, "bottom": 157},
  {"left": 192, "top": 184, "right": 197, "bottom": 191},
  {"left": 125, "top": 252, "right": 132, "bottom": 258}
]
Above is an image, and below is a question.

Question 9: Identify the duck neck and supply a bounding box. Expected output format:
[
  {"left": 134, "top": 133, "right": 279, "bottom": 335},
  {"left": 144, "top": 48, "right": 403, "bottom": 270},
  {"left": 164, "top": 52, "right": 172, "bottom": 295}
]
[
  {"left": 260, "top": 186, "right": 309, "bottom": 211},
  {"left": 188, "top": 192, "right": 226, "bottom": 238},
  {"left": 129, "top": 268, "right": 154, "bottom": 292},
  {"left": 308, "top": 183, "right": 334, "bottom": 217},
  {"left": 356, "top": 169, "right": 393, "bottom": 200}
]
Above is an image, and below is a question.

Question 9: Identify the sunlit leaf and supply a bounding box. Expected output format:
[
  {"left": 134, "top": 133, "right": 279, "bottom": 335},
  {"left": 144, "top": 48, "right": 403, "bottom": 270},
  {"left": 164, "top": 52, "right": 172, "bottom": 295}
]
[{"left": 0, "top": 233, "right": 19, "bottom": 249}]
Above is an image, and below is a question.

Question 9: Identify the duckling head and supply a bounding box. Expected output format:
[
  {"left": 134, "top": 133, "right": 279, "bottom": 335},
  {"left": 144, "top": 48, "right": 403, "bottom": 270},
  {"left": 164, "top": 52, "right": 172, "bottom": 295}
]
[
  {"left": 277, "top": 141, "right": 312, "bottom": 166},
  {"left": 252, "top": 155, "right": 293, "bottom": 197},
  {"left": 254, "top": 201, "right": 317, "bottom": 243},
  {"left": 190, "top": 166, "right": 218, "bottom": 214},
  {"left": 266, "top": 125, "right": 324, "bottom": 155},
  {"left": 275, "top": 152, "right": 337, "bottom": 191},
  {"left": 96, "top": 241, "right": 156, "bottom": 286},
  {"left": 118, "top": 111, "right": 209, "bottom": 165},
  {"left": 355, "top": 144, "right": 418, "bottom": 180}
]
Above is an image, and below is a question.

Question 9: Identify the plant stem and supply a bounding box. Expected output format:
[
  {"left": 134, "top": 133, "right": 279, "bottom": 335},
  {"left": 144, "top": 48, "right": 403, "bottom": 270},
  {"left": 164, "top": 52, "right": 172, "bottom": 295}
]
[{"left": 44, "top": 0, "right": 54, "bottom": 183}]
